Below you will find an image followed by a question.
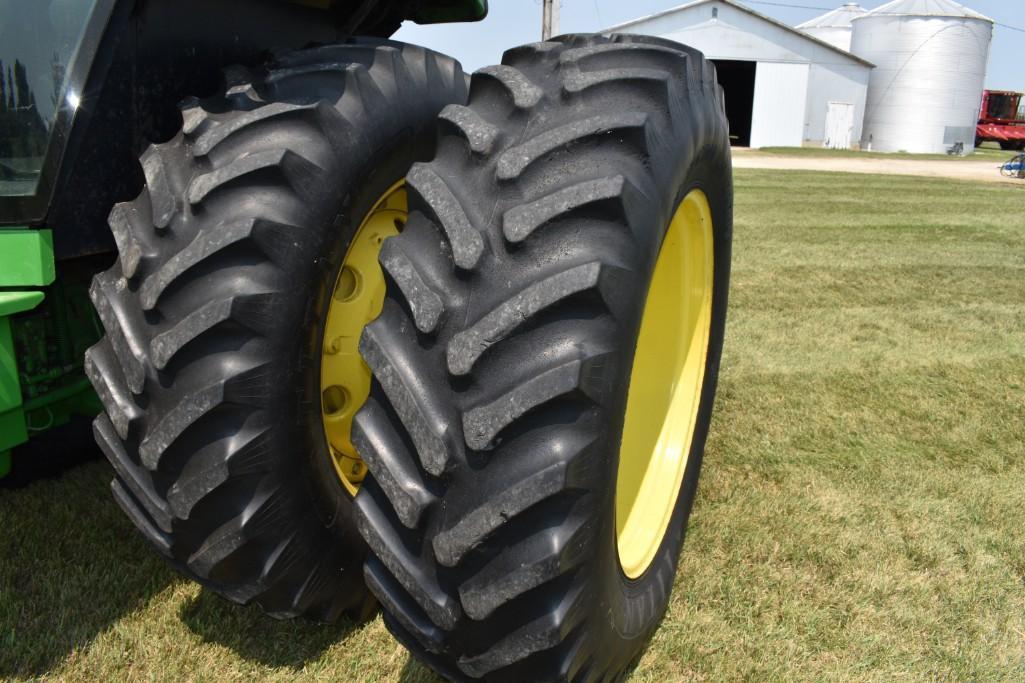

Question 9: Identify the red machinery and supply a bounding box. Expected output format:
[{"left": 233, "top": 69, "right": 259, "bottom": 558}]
[{"left": 976, "top": 90, "right": 1025, "bottom": 150}]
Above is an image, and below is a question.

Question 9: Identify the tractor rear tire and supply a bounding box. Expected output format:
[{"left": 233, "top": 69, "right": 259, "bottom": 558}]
[
  {"left": 353, "top": 34, "right": 732, "bottom": 679},
  {"left": 86, "top": 39, "right": 467, "bottom": 621}
]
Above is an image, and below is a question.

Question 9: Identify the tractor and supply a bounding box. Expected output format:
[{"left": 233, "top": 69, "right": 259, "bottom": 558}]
[
  {"left": 976, "top": 89, "right": 1025, "bottom": 151},
  {"left": 0, "top": 1, "right": 733, "bottom": 680}
]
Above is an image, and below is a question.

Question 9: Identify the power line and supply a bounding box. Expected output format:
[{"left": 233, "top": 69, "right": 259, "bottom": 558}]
[{"left": 995, "top": 22, "right": 1025, "bottom": 34}]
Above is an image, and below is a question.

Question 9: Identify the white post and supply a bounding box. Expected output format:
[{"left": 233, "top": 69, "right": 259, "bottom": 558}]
[{"left": 542, "top": 0, "right": 560, "bottom": 40}]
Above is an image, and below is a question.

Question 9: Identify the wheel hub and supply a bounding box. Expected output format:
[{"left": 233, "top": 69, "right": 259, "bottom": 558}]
[
  {"left": 615, "top": 188, "right": 715, "bottom": 579},
  {"left": 321, "top": 182, "right": 407, "bottom": 496}
]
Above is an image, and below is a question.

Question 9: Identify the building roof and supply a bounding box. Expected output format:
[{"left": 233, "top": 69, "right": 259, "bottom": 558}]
[
  {"left": 604, "top": 0, "right": 875, "bottom": 67},
  {"left": 856, "top": 0, "right": 992, "bottom": 22},
  {"left": 797, "top": 3, "right": 867, "bottom": 29}
]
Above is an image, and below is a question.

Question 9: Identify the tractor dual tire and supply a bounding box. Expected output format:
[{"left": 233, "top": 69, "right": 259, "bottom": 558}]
[
  {"left": 86, "top": 38, "right": 467, "bottom": 621},
  {"left": 353, "top": 34, "right": 732, "bottom": 680}
]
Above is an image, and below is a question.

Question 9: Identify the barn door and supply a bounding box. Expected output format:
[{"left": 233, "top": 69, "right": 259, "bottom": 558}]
[
  {"left": 749, "top": 62, "right": 809, "bottom": 148},
  {"left": 825, "top": 101, "right": 855, "bottom": 149}
]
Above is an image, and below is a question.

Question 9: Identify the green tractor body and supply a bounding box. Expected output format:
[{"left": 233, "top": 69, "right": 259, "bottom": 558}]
[{"left": 0, "top": 0, "right": 485, "bottom": 475}]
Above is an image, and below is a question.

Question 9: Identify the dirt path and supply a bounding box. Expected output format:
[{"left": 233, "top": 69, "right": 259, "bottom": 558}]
[{"left": 732, "top": 149, "right": 1023, "bottom": 186}]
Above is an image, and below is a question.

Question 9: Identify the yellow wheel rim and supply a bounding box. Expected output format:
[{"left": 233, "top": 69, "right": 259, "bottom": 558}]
[
  {"left": 321, "top": 182, "right": 407, "bottom": 497},
  {"left": 615, "top": 188, "right": 714, "bottom": 579}
]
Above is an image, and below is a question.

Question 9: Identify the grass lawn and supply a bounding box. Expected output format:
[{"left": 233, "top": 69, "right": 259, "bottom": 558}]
[
  {"left": 754, "top": 145, "right": 1012, "bottom": 162},
  {"left": 2, "top": 170, "right": 1024, "bottom": 681}
]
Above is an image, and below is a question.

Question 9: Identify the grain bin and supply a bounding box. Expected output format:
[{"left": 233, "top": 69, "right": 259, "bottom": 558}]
[
  {"left": 797, "top": 3, "right": 866, "bottom": 53},
  {"left": 850, "top": 0, "right": 993, "bottom": 154}
]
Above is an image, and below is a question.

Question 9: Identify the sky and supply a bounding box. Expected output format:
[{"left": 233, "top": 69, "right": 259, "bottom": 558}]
[{"left": 394, "top": 0, "right": 1024, "bottom": 92}]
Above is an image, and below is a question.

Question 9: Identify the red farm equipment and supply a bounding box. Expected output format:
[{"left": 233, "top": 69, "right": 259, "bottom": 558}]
[{"left": 976, "top": 90, "right": 1025, "bottom": 151}]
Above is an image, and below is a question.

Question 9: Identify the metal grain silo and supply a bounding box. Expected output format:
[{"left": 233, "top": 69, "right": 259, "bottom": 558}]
[
  {"left": 850, "top": 0, "right": 993, "bottom": 154},
  {"left": 797, "top": 3, "right": 866, "bottom": 53}
]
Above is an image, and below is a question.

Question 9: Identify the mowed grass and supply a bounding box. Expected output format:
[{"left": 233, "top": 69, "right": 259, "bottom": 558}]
[{"left": 2, "top": 170, "right": 1024, "bottom": 681}]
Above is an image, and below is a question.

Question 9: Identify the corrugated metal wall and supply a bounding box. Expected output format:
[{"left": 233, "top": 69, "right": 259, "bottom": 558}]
[{"left": 852, "top": 6, "right": 993, "bottom": 153}]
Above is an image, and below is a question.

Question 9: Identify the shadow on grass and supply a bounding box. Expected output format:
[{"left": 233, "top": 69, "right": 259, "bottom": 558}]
[
  {"left": 178, "top": 589, "right": 363, "bottom": 669},
  {"left": 398, "top": 654, "right": 444, "bottom": 682},
  {"left": 0, "top": 417, "right": 102, "bottom": 489},
  {"left": 0, "top": 453, "right": 175, "bottom": 678},
  {"left": 1, "top": 420, "right": 371, "bottom": 676}
]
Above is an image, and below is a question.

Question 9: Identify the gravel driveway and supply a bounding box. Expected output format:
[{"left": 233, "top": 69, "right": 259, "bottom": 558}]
[{"left": 732, "top": 148, "right": 1023, "bottom": 185}]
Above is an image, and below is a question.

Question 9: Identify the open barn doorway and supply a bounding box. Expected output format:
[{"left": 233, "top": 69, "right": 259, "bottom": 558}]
[{"left": 711, "top": 60, "right": 755, "bottom": 147}]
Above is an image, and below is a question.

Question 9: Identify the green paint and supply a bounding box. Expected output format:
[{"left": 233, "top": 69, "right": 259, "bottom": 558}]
[
  {"left": 0, "top": 229, "right": 101, "bottom": 477},
  {"left": 0, "top": 228, "right": 52, "bottom": 464},
  {"left": 0, "top": 306, "right": 33, "bottom": 455},
  {"left": 22, "top": 376, "right": 101, "bottom": 438},
  {"left": 0, "top": 229, "right": 56, "bottom": 287},
  {"left": 23, "top": 377, "right": 96, "bottom": 412},
  {"left": 0, "top": 291, "right": 45, "bottom": 317}
]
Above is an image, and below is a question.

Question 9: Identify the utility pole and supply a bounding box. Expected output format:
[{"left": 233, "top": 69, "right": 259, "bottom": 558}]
[{"left": 542, "top": 0, "right": 560, "bottom": 40}]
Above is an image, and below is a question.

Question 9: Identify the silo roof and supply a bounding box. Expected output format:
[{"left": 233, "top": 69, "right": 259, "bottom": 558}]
[
  {"left": 857, "top": 0, "right": 992, "bottom": 22},
  {"left": 797, "top": 3, "right": 867, "bottom": 29}
]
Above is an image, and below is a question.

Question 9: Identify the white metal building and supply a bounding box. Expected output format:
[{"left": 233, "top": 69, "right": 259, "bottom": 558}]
[
  {"left": 851, "top": 0, "right": 993, "bottom": 153},
  {"left": 605, "top": 0, "right": 875, "bottom": 149},
  {"left": 797, "top": 3, "right": 867, "bottom": 52}
]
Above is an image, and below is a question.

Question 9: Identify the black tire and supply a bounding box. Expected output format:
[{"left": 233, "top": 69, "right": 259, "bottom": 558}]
[
  {"left": 352, "top": 34, "right": 732, "bottom": 680},
  {"left": 85, "top": 38, "right": 467, "bottom": 622}
]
